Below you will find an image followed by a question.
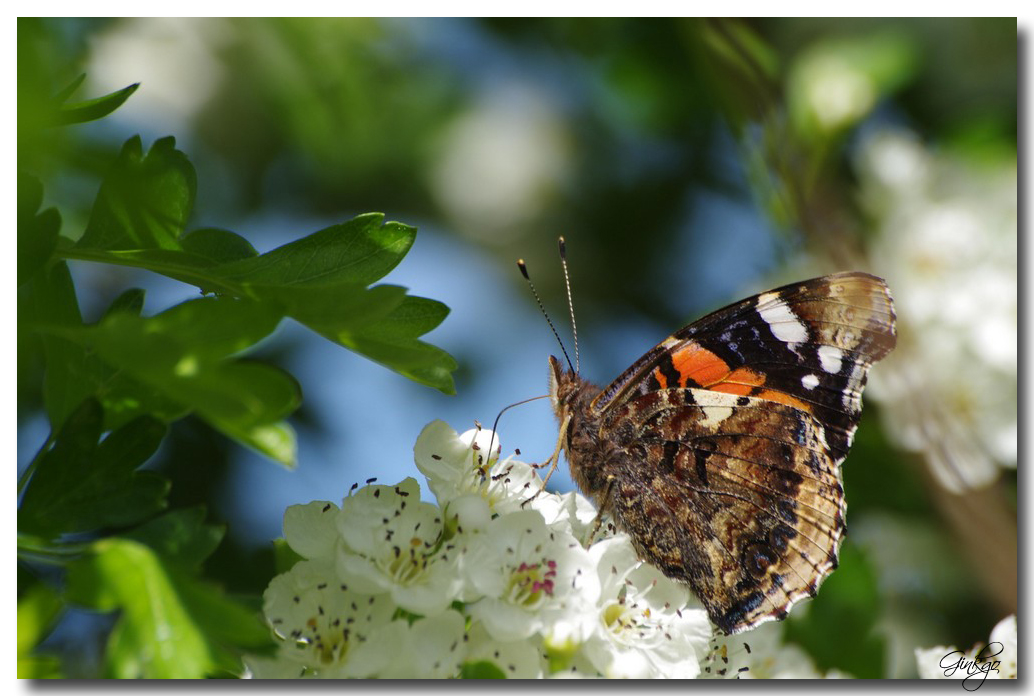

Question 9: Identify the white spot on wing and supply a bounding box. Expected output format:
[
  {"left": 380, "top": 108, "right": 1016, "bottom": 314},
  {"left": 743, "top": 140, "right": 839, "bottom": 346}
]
[
  {"left": 843, "top": 361, "right": 867, "bottom": 410},
  {"left": 699, "top": 406, "right": 734, "bottom": 430},
  {"left": 818, "top": 345, "right": 844, "bottom": 374},
  {"left": 757, "top": 292, "right": 809, "bottom": 348},
  {"left": 801, "top": 373, "right": 820, "bottom": 390},
  {"left": 691, "top": 390, "right": 739, "bottom": 431}
]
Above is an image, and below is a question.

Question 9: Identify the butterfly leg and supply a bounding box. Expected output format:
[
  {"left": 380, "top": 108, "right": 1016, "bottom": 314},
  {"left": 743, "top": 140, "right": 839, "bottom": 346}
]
[
  {"left": 520, "top": 412, "right": 571, "bottom": 508},
  {"left": 585, "top": 475, "right": 617, "bottom": 546}
]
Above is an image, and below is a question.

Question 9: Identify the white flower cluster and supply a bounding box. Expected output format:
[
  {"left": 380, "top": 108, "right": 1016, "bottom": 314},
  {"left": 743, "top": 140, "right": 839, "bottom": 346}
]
[
  {"left": 245, "top": 420, "right": 714, "bottom": 678},
  {"left": 857, "top": 128, "right": 1017, "bottom": 493}
]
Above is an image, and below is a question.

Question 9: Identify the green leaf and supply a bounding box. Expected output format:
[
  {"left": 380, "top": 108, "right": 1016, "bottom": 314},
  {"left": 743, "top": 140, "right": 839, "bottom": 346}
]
[
  {"left": 67, "top": 247, "right": 234, "bottom": 294},
  {"left": 53, "top": 82, "right": 140, "bottom": 126},
  {"left": 181, "top": 227, "right": 259, "bottom": 264},
  {"left": 254, "top": 281, "right": 409, "bottom": 337},
  {"left": 77, "top": 136, "right": 196, "bottom": 251},
  {"left": 68, "top": 296, "right": 300, "bottom": 466},
  {"left": 101, "top": 288, "right": 146, "bottom": 320},
  {"left": 125, "top": 507, "right": 224, "bottom": 572},
  {"left": 17, "top": 582, "right": 64, "bottom": 657},
  {"left": 52, "top": 73, "right": 87, "bottom": 105},
  {"left": 339, "top": 296, "right": 457, "bottom": 394},
  {"left": 213, "top": 213, "right": 414, "bottom": 287},
  {"left": 18, "top": 399, "right": 170, "bottom": 539},
  {"left": 60, "top": 211, "right": 458, "bottom": 395},
  {"left": 66, "top": 538, "right": 215, "bottom": 678},
  {"left": 29, "top": 261, "right": 91, "bottom": 429},
  {"left": 66, "top": 515, "right": 273, "bottom": 678},
  {"left": 27, "top": 262, "right": 187, "bottom": 432},
  {"left": 18, "top": 172, "right": 61, "bottom": 287},
  {"left": 460, "top": 660, "right": 507, "bottom": 679},
  {"left": 17, "top": 655, "right": 63, "bottom": 679}
]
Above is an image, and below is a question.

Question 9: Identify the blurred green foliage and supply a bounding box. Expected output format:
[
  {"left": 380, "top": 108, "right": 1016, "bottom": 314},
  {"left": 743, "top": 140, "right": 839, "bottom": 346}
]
[{"left": 18, "top": 16, "right": 458, "bottom": 676}]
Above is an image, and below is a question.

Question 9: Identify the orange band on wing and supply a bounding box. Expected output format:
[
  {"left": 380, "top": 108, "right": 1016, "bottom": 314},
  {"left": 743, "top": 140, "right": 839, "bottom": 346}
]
[
  {"left": 754, "top": 388, "right": 811, "bottom": 412},
  {"left": 709, "top": 367, "right": 767, "bottom": 396},
  {"left": 670, "top": 342, "right": 732, "bottom": 386}
]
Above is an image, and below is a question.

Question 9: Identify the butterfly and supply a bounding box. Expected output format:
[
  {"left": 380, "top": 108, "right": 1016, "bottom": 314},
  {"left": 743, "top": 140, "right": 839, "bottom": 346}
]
[{"left": 541, "top": 268, "right": 896, "bottom": 634}]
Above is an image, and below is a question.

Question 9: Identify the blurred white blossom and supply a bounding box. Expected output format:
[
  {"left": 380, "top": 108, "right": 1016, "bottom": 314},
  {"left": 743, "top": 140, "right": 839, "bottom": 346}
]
[
  {"left": 88, "top": 18, "right": 230, "bottom": 133},
  {"left": 428, "top": 84, "right": 571, "bottom": 244},
  {"left": 916, "top": 614, "right": 1016, "bottom": 683},
  {"left": 858, "top": 128, "right": 1017, "bottom": 492}
]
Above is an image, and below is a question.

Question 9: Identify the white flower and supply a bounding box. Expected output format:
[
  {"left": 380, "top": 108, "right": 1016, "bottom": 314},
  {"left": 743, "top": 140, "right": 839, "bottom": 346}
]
[
  {"left": 414, "top": 420, "right": 541, "bottom": 514},
  {"left": 988, "top": 615, "right": 1017, "bottom": 679},
  {"left": 464, "top": 622, "right": 546, "bottom": 679},
  {"left": 282, "top": 500, "right": 342, "bottom": 561},
  {"left": 258, "top": 558, "right": 396, "bottom": 678},
  {"left": 916, "top": 614, "right": 1016, "bottom": 683},
  {"left": 461, "top": 509, "right": 600, "bottom": 643},
  {"left": 343, "top": 609, "right": 469, "bottom": 678},
  {"left": 705, "top": 621, "right": 849, "bottom": 679},
  {"left": 256, "top": 419, "right": 870, "bottom": 679},
  {"left": 579, "top": 535, "right": 712, "bottom": 678},
  {"left": 530, "top": 489, "right": 608, "bottom": 546},
  {"left": 335, "top": 477, "right": 463, "bottom": 616}
]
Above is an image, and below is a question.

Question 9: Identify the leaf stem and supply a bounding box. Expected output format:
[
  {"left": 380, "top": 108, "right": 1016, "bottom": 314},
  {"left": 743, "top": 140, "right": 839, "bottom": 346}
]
[{"left": 55, "top": 247, "right": 243, "bottom": 297}]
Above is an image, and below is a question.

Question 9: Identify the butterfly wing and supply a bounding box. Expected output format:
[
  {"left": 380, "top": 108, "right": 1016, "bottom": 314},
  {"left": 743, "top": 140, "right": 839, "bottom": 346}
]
[
  {"left": 601, "top": 387, "right": 845, "bottom": 634},
  {"left": 590, "top": 273, "right": 895, "bottom": 633},
  {"left": 593, "top": 272, "right": 897, "bottom": 464}
]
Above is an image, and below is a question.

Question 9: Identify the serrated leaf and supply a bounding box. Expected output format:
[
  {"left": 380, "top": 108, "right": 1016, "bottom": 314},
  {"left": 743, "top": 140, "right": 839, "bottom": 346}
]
[
  {"left": 18, "top": 172, "right": 61, "bottom": 287},
  {"left": 59, "top": 211, "right": 458, "bottom": 395},
  {"left": 70, "top": 296, "right": 300, "bottom": 467},
  {"left": 18, "top": 399, "right": 170, "bottom": 538},
  {"left": 78, "top": 136, "right": 196, "bottom": 251},
  {"left": 212, "top": 213, "right": 414, "bottom": 287},
  {"left": 53, "top": 82, "right": 139, "bottom": 126},
  {"left": 125, "top": 508, "right": 224, "bottom": 571},
  {"left": 28, "top": 262, "right": 187, "bottom": 432},
  {"left": 252, "top": 281, "right": 408, "bottom": 338},
  {"left": 339, "top": 296, "right": 457, "bottom": 394}
]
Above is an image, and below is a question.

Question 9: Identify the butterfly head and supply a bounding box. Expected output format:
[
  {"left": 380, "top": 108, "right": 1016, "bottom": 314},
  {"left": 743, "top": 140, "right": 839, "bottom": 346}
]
[{"left": 548, "top": 354, "right": 597, "bottom": 417}]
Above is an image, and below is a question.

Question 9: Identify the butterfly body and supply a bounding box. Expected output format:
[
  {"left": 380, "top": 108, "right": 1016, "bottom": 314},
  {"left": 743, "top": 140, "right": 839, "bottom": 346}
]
[{"left": 547, "top": 272, "right": 896, "bottom": 635}]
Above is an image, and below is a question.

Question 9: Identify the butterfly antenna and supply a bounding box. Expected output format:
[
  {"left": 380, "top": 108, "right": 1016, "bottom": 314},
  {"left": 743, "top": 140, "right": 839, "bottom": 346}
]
[
  {"left": 557, "top": 236, "right": 579, "bottom": 373},
  {"left": 486, "top": 393, "right": 551, "bottom": 467},
  {"left": 517, "top": 258, "right": 575, "bottom": 373}
]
